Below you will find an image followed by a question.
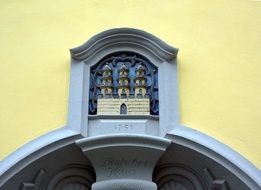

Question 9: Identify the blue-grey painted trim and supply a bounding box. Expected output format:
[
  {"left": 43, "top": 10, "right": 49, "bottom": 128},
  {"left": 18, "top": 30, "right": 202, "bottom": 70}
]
[
  {"left": 0, "top": 127, "right": 81, "bottom": 186},
  {"left": 158, "top": 59, "right": 180, "bottom": 136},
  {"left": 68, "top": 28, "right": 180, "bottom": 137},
  {"left": 166, "top": 125, "right": 261, "bottom": 189},
  {"left": 70, "top": 28, "right": 178, "bottom": 61},
  {"left": 67, "top": 59, "right": 89, "bottom": 135},
  {"left": 88, "top": 115, "right": 159, "bottom": 120},
  {"left": 0, "top": 125, "right": 260, "bottom": 189},
  {"left": 76, "top": 134, "right": 171, "bottom": 152}
]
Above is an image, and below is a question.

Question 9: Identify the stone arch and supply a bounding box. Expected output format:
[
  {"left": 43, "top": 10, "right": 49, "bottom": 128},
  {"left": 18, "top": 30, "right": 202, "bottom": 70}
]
[{"left": 0, "top": 128, "right": 260, "bottom": 189}]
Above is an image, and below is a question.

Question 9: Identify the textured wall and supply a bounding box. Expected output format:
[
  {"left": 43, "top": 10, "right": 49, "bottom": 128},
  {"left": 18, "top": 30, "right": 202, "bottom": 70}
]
[{"left": 0, "top": 0, "right": 260, "bottom": 168}]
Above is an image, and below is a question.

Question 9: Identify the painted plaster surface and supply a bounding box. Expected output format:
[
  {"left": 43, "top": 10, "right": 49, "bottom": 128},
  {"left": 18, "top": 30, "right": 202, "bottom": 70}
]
[{"left": 0, "top": 0, "right": 261, "bottom": 169}]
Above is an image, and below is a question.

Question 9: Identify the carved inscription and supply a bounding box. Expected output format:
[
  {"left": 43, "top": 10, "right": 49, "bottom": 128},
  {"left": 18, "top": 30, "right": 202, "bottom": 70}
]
[
  {"left": 101, "top": 158, "right": 151, "bottom": 178},
  {"left": 114, "top": 124, "right": 133, "bottom": 132}
]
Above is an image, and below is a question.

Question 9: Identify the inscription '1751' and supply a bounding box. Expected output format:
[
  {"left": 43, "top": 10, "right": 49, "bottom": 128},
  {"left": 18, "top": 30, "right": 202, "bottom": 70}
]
[{"left": 114, "top": 124, "right": 133, "bottom": 132}]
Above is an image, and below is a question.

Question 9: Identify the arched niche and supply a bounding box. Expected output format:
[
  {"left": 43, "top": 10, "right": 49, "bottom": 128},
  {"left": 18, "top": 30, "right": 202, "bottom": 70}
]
[{"left": 67, "top": 28, "right": 179, "bottom": 137}]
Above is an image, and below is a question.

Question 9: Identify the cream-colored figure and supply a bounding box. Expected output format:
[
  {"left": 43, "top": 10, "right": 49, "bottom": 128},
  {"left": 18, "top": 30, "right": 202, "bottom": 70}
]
[
  {"left": 97, "top": 64, "right": 150, "bottom": 115},
  {"left": 100, "top": 64, "right": 113, "bottom": 95},
  {"left": 134, "top": 65, "right": 147, "bottom": 96},
  {"left": 118, "top": 64, "right": 130, "bottom": 96}
]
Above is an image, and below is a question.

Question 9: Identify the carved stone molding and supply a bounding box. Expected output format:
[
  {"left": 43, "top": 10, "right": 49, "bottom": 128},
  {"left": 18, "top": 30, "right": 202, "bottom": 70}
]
[
  {"left": 20, "top": 165, "right": 95, "bottom": 190},
  {"left": 154, "top": 166, "right": 230, "bottom": 190},
  {"left": 76, "top": 134, "right": 171, "bottom": 190},
  {"left": 70, "top": 28, "right": 178, "bottom": 61},
  {"left": 154, "top": 166, "right": 231, "bottom": 190},
  {"left": 46, "top": 165, "right": 95, "bottom": 190},
  {"left": 21, "top": 169, "right": 46, "bottom": 190},
  {"left": 166, "top": 128, "right": 261, "bottom": 189},
  {"left": 154, "top": 164, "right": 207, "bottom": 190},
  {"left": 68, "top": 28, "right": 180, "bottom": 137},
  {"left": 61, "top": 183, "right": 88, "bottom": 190},
  {"left": 159, "top": 181, "right": 192, "bottom": 190},
  {"left": 203, "top": 168, "right": 229, "bottom": 190},
  {"left": 0, "top": 128, "right": 81, "bottom": 187}
]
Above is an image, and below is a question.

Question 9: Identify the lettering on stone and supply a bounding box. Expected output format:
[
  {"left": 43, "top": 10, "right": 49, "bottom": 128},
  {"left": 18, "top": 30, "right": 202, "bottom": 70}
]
[
  {"left": 101, "top": 158, "right": 151, "bottom": 178},
  {"left": 114, "top": 124, "right": 133, "bottom": 132},
  {"left": 107, "top": 167, "right": 135, "bottom": 178}
]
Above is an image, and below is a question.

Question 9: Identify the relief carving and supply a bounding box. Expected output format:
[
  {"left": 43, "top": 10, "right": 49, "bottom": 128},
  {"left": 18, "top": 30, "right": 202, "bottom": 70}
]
[
  {"left": 46, "top": 165, "right": 95, "bottom": 190},
  {"left": 61, "top": 183, "right": 88, "bottom": 190},
  {"left": 21, "top": 165, "right": 95, "bottom": 190},
  {"left": 21, "top": 169, "right": 46, "bottom": 190},
  {"left": 203, "top": 168, "right": 229, "bottom": 190},
  {"left": 154, "top": 164, "right": 207, "bottom": 190},
  {"left": 100, "top": 158, "right": 151, "bottom": 178},
  {"left": 89, "top": 53, "right": 159, "bottom": 115}
]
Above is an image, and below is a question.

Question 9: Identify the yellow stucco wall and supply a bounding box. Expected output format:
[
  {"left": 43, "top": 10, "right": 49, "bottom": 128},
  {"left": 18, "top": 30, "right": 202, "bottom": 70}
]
[{"left": 0, "top": 0, "right": 261, "bottom": 168}]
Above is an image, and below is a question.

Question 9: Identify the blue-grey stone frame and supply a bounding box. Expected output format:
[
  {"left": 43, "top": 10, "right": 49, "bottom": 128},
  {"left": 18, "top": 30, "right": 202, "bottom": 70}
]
[{"left": 68, "top": 28, "right": 179, "bottom": 137}]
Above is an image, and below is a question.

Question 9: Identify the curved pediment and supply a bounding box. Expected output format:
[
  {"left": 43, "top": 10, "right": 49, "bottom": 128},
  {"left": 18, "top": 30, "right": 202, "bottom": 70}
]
[{"left": 70, "top": 28, "right": 178, "bottom": 61}]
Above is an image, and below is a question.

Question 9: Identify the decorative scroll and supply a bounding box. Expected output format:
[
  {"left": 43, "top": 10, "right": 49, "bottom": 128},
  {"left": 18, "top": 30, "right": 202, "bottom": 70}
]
[{"left": 89, "top": 52, "right": 159, "bottom": 115}]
